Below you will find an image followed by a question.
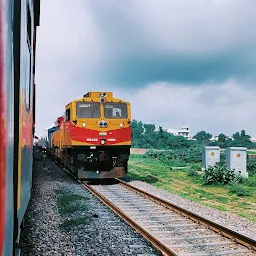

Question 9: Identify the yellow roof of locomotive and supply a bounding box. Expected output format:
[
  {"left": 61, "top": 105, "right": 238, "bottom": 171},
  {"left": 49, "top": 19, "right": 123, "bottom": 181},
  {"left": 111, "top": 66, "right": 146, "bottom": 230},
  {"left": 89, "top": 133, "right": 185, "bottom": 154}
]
[
  {"left": 83, "top": 92, "right": 113, "bottom": 98},
  {"left": 65, "top": 92, "right": 130, "bottom": 108}
]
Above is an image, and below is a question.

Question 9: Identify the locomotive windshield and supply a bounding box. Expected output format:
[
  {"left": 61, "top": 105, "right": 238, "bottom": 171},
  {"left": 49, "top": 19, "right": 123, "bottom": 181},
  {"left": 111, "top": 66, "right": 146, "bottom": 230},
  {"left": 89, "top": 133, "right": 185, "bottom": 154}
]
[
  {"left": 76, "top": 102, "right": 100, "bottom": 118},
  {"left": 104, "top": 103, "right": 128, "bottom": 119}
]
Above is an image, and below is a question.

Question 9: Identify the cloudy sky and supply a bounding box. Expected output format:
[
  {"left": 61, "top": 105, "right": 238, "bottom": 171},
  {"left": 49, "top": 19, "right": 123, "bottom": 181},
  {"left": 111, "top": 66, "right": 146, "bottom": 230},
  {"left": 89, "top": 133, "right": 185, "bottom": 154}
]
[{"left": 35, "top": 0, "right": 256, "bottom": 137}]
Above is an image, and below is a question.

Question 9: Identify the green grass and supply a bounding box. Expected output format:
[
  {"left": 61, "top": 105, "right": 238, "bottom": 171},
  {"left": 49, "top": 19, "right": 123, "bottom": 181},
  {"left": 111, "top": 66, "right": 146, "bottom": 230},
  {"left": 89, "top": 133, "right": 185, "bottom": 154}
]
[
  {"left": 128, "top": 154, "right": 256, "bottom": 221},
  {"left": 245, "top": 177, "right": 256, "bottom": 187},
  {"left": 58, "top": 204, "right": 89, "bottom": 215},
  {"left": 55, "top": 190, "right": 89, "bottom": 214},
  {"left": 55, "top": 189, "right": 91, "bottom": 230},
  {"left": 228, "top": 185, "right": 253, "bottom": 197}
]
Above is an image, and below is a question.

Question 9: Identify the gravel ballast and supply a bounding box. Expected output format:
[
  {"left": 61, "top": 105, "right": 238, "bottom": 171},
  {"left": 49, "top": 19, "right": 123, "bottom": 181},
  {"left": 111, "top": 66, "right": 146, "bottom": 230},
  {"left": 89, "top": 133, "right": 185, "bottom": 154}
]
[
  {"left": 123, "top": 178, "right": 256, "bottom": 240},
  {"left": 20, "top": 154, "right": 161, "bottom": 256}
]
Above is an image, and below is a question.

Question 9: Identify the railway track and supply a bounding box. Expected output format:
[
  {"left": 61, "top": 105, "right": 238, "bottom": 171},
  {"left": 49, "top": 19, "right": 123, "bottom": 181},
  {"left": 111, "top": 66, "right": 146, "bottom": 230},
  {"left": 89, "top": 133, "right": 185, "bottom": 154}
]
[
  {"left": 82, "top": 179, "right": 256, "bottom": 256},
  {"left": 51, "top": 155, "right": 256, "bottom": 256}
]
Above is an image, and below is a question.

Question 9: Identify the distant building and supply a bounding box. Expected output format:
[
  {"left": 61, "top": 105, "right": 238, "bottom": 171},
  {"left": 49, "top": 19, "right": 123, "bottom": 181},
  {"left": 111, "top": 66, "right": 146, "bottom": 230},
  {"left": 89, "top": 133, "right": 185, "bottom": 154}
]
[
  {"left": 250, "top": 137, "right": 256, "bottom": 143},
  {"left": 210, "top": 135, "right": 234, "bottom": 142},
  {"left": 167, "top": 125, "right": 190, "bottom": 139},
  {"left": 210, "top": 136, "right": 219, "bottom": 142}
]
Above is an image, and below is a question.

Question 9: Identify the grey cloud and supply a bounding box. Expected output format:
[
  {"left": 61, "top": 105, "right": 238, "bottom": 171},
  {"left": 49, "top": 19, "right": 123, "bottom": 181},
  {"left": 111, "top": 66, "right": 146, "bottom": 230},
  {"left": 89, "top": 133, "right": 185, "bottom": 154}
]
[
  {"left": 89, "top": 0, "right": 256, "bottom": 52},
  {"left": 117, "top": 80, "right": 256, "bottom": 137},
  {"left": 35, "top": 0, "right": 256, "bottom": 135},
  {"left": 82, "top": 0, "right": 256, "bottom": 85},
  {"left": 36, "top": 0, "right": 256, "bottom": 88}
]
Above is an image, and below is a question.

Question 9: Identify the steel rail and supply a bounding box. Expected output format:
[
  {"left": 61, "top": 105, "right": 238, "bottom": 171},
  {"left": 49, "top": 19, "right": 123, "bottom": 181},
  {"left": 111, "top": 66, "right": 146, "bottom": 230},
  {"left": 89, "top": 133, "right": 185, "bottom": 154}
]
[
  {"left": 82, "top": 182, "right": 180, "bottom": 256},
  {"left": 116, "top": 178, "right": 256, "bottom": 252}
]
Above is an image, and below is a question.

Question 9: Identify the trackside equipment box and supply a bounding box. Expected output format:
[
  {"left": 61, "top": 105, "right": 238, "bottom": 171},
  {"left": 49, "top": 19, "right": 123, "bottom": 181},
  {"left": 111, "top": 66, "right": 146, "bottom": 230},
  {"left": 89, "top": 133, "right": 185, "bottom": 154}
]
[
  {"left": 226, "top": 147, "right": 248, "bottom": 178},
  {"left": 202, "top": 146, "right": 220, "bottom": 169}
]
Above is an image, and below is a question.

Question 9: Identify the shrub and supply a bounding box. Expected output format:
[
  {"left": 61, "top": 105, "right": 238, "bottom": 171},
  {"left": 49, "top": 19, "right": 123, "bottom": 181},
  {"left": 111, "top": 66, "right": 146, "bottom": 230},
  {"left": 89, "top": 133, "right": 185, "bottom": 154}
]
[
  {"left": 144, "top": 150, "right": 187, "bottom": 166},
  {"left": 202, "top": 162, "right": 242, "bottom": 185},
  {"left": 186, "top": 163, "right": 201, "bottom": 177},
  {"left": 228, "top": 184, "right": 253, "bottom": 197},
  {"left": 247, "top": 158, "right": 256, "bottom": 175},
  {"left": 245, "top": 179, "right": 256, "bottom": 187},
  {"left": 187, "top": 168, "right": 199, "bottom": 177},
  {"left": 144, "top": 146, "right": 202, "bottom": 165},
  {"left": 190, "top": 163, "right": 202, "bottom": 172}
]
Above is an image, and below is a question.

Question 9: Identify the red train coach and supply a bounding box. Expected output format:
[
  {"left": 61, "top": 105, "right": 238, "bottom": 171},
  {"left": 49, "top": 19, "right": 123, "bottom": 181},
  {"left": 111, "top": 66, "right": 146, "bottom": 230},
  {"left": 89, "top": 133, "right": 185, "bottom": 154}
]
[
  {"left": 0, "top": 1, "right": 5, "bottom": 252},
  {"left": 0, "top": 0, "right": 40, "bottom": 255}
]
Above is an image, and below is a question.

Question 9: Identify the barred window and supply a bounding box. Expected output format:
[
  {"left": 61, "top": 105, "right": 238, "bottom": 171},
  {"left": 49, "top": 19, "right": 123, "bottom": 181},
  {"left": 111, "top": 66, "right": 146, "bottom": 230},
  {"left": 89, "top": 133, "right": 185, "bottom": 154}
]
[
  {"left": 104, "top": 103, "right": 128, "bottom": 119},
  {"left": 76, "top": 102, "right": 100, "bottom": 118}
]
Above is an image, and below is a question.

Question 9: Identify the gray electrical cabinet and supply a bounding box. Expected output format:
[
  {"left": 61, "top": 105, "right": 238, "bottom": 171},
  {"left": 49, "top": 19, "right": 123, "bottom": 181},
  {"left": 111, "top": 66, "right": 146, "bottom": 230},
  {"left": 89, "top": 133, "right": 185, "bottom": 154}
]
[
  {"left": 226, "top": 147, "right": 248, "bottom": 178},
  {"left": 202, "top": 146, "right": 220, "bottom": 169}
]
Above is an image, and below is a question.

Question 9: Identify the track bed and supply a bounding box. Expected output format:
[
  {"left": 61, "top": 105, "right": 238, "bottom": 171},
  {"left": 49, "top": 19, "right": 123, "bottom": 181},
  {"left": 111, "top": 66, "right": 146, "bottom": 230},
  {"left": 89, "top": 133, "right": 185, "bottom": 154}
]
[
  {"left": 85, "top": 180, "right": 256, "bottom": 256},
  {"left": 20, "top": 155, "right": 161, "bottom": 255}
]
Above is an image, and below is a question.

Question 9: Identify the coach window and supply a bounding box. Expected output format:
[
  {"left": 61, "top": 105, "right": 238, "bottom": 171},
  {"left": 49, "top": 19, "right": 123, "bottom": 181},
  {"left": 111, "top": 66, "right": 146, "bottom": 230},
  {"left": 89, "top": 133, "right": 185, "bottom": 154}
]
[
  {"left": 25, "top": 4, "right": 32, "bottom": 110},
  {"left": 66, "top": 109, "right": 70, "bottom": 121}
]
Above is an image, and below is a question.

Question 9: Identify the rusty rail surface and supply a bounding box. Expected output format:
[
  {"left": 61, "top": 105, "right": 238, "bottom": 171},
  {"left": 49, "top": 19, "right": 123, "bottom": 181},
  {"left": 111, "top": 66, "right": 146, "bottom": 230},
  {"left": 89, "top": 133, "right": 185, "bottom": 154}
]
[{"left": 116, "top": 178, "right": 256, "bottom": 253}]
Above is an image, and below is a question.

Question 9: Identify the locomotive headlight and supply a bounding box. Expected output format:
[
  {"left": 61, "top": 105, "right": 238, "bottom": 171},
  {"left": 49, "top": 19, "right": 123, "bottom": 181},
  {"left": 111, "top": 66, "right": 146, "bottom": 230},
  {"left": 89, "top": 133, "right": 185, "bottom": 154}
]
[
  {"left": 82, "top": 123, "right": 86, "bottom": 127},
  {"left": 120, "top": 123, "right": 124, "bottom": 128},
  {"left": 100, "top": 139, "right": 106, "bottom": 145}
]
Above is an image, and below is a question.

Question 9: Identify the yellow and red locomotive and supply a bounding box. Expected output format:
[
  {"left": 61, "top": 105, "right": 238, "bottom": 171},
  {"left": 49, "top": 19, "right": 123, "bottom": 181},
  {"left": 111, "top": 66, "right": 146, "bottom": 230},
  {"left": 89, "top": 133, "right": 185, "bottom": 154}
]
[{"left": 48, "top": 92, "right": 132, "bottom": 179}]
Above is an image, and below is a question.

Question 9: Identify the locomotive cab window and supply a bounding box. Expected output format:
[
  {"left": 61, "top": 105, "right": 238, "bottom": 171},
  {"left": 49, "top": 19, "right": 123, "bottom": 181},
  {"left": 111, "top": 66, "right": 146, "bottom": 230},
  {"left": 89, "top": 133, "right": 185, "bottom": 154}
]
[
  {"left": 76, "top": 102, "right": 100, "bottom": 118},
  {"left": 104, "top": 103, "right": 128, "bottom": 119},
  {"left": 66, "top": 108, "right": 70, "bottom": 121}
]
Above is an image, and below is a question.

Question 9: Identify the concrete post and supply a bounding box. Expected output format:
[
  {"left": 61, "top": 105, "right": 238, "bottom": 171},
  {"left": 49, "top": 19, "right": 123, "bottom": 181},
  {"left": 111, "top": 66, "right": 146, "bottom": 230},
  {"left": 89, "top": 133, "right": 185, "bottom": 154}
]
[
  {"left": 202, "top": 146, "right": 220, "bottom": 169},
  {"left": 226, "top": 147, "right": 248, "bottom": 178}
]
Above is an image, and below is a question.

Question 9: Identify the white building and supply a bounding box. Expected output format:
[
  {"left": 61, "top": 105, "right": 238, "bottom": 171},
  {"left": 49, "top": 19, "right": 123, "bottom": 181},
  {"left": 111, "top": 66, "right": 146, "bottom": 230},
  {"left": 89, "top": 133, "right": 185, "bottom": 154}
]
[
  {"left": 210, "top": 136, "right": 219, "bottom": 142},
  {"left": 210, "top": 135, "right": 234, "bottom": 142},
  {"left": 250, "top": 137, "right": 256, "bottom": 143},
  {"left": 167, "top": 125, "right": 190, "bottom": 139}
]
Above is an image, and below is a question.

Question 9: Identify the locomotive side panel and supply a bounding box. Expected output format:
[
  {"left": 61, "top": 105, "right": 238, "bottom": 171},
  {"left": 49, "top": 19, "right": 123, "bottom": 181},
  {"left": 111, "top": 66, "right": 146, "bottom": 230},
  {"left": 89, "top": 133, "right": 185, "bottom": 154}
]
[{"left": 50, "top": 116, "right": 64, "bottom": 158}]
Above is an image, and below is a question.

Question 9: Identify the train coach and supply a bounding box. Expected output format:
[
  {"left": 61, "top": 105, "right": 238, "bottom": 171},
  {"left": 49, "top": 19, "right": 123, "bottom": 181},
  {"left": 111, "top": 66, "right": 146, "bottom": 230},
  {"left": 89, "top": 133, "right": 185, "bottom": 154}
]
[
  {"left": 47, "top": 92, "right": 132, "bottom": 179},
  {"left": 0, "top": 0, "right": 40, "bottom": 255}
]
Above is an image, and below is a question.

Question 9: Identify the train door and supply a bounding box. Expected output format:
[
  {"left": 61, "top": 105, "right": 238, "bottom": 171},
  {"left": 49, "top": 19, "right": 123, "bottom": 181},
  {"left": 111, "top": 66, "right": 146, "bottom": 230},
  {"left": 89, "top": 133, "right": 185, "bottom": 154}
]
[{"left": 64, "top": 104, "right": 72, "bottom": 148}]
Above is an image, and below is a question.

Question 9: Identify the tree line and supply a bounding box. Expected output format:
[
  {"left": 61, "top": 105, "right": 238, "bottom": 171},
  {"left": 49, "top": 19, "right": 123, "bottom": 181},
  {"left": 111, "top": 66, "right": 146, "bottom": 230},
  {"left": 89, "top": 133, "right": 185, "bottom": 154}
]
[
  {"left": 193, "top": 130, "right": 256, "bottom": 149},
  {"left": 131, "top": 120, "right": 256, "bottom": 149}
]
